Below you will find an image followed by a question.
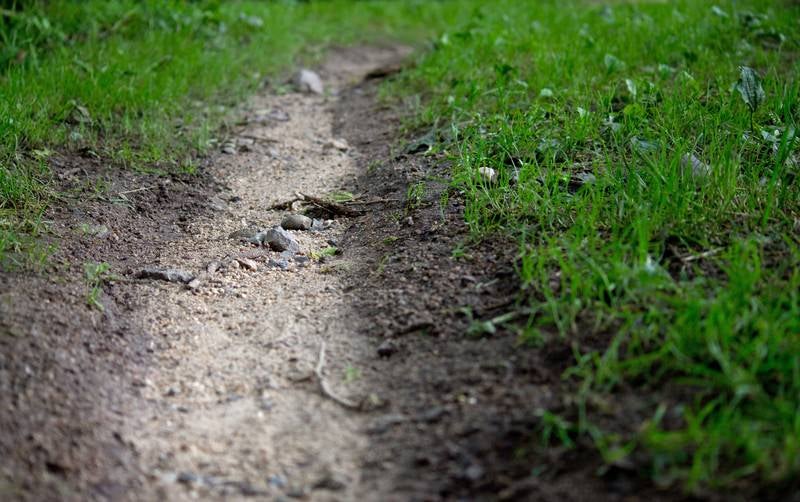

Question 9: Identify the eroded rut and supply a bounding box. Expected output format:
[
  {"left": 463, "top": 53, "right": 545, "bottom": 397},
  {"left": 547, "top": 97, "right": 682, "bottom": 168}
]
[{"left": 125, "top": 47, "right": 411, "bottom": 500}]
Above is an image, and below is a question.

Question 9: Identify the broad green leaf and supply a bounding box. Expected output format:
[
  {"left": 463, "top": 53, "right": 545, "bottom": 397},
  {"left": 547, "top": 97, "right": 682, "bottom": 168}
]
[
  {"left": 604, "top": 54, "right": 625, "bottom": 73},
  {"left": 735, "top": 66, "right": 765, "bottom": 113}
]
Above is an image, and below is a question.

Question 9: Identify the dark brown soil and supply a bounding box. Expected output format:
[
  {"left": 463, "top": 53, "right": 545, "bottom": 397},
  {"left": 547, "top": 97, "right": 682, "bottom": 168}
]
[{"left": 332, "top": 74, "right": 692, "bottom": 502}]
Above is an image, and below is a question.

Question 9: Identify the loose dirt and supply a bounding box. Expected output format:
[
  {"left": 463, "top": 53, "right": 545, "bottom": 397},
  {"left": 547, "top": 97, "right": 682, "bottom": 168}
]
[{"left": 2, "top": 45, "right": 686, "bottom": 501}]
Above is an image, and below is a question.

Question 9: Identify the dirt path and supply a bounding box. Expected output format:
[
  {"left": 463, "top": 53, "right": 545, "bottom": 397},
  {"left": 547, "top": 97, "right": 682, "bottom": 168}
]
[
  {"left": 1, "top": 45, "right": 680, "bottom": 502},
  {"left": 123, "top": 46, "right": 413, "bottom": 500}
]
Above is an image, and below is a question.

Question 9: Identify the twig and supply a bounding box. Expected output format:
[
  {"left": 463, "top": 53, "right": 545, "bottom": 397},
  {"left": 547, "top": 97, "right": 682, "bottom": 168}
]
[
  {"left": 268, "top": 193, "right": 366, "bottom": 216},
  {"left": 239, "top": 133, "right": 279, "bottom": 143},
  {"left": 268, "top": 197, "right": 302, "bottom": 211},
  {"left": 300, "top": 193, "right": 362, "bottom": 217},
  {"left": 393, "top": 321, "right": 434, "bottom": 336},
  {"left": 118, "top": 186, "right": 155, "bottom": 196},
  {"left": 680, "top": 247, "right": 723, "bottom": 263},
  {"left": 343, "top": 197, "right": 400, "bottom": 205},
  {"left": 476, "top": 297, "right": 517, "bottom": 316},
  {"left": 315, "top": 342, "right": 360, "bottom": 410}
]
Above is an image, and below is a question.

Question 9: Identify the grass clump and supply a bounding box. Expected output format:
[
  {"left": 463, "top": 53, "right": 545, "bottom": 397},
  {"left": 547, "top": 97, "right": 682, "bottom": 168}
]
[{"left": 393, "top": 0, "right": 800, "bottom": 493}]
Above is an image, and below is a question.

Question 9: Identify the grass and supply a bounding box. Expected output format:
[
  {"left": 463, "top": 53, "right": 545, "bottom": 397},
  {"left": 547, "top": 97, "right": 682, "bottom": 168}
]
[
  {"left": 0, "top": 0, "right": 469, "bottom": 268},
  {"left": 391, "top": 0, "right": 800, "bottom": 493},
  {"left": 3, "top": 0, "right": 800, "bottom": 495}
]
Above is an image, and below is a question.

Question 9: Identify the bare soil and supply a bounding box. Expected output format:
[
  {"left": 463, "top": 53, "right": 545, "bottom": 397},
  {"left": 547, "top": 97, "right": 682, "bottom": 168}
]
[{"left": 1, "top": 46, "right": 690, "bottom": 501}]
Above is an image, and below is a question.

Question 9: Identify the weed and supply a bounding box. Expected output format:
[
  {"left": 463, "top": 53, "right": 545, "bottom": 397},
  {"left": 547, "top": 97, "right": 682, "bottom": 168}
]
[
  {"left": 374, "top": 254, "right": 390, "bottom": 276},
  {"left": 309, "top": 246, "right": 338, "bottom": 261},
  {"left": 344, "top": 365, "right": 361, "bottom": 383},
  {"left": 329, "top": 191, "right": 355, "bottom": 203},
  {"left": 83, "top": 261, "right": 113, "bottom": 311},
  {"left": 405, "top": 181, "right": 426, "bottom": 212}
]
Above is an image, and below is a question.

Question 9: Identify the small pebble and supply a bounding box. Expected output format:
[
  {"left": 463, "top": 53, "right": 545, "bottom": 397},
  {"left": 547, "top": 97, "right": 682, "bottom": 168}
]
[
  {"left": 324, "top": 138, "right": 349, "bottom": 151},
  {"left": 478, "top": 166, "right": 498, "bottom": 184},
  {"left": 281, "top": 214, "right": 313, "bottom": 231},
  {"left": 236, "top": 257, "right": 258, "bottom": 271},
  {"left": 177, "top": 472, "right": 199, "bottom": 485},
  {"left": 268, "top": 474, "right": 287, "bottom": 488},
  {"left": 264, "top": 227, "right": 300, "bottom": 253},
  {"left": 377, "top": 340, "right": 398, "bottom": 358},
  {"left": 136, "top": 268, "right": 194, "bottom": 284},
  {"left": 293, "top": 69, "right": 324, "bottom": 94}
]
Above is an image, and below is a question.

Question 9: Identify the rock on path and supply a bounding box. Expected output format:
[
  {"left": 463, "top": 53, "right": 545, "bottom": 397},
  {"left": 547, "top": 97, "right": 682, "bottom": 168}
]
[{"left": 294, "top": 69, "right": 324, "bottom": 95}]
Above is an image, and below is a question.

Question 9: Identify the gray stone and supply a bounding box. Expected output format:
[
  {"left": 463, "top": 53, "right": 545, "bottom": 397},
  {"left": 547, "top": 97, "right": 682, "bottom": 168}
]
[
  {"left": 177, "top": 472, "right": 199, "bottom": 485},
  {"left": 681, "top": 153, "right": 711, "bottom": 178},
  {"left": 136, "top": 268, "right": 194, "bottom": 284},
  {"left": 323, "top": 138, "right": 349, "bottom": 151},
  {"left": 207, "top": 197, "right": 227, "bottom": 212},
  {"left": 464, "top": 463, "right": 485, "bottom": 481},
  {"left": 293, "top": 69, "right": 324, "bottom": 95},
  {"left": 377, "top": 340, "right": 398, "bottom": 358},
  {"left": 313, "top": 473, "right": 346, "bottom": 491},
  {"left": 264, "top": 227, "right": 300, "bottom": 253},
  {"left": 311, "top": 219, "right": 326, "bottom": 232},
  {"left": 236, "top": 257, "right": 258, "bottom": 271},
  {"left": 366, "top": 414, "right": 408, "bottom": 434},
  {"left": 268, "top": 259, "right": 289, "bottom": 270},
  {"left": 249, "top": 233, "right": 266, "bottom": 246},
  {"left": 281, "top": 214, "right": 312, "bottom": 231},
  {"left": 268, "top": 474, "right": 287, "bottom": 488},
  {"left": 478, "top": 166, "right": 497, "bottom": 184}
]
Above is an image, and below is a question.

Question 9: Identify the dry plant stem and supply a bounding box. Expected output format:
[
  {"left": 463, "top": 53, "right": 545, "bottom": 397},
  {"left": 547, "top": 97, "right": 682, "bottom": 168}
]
[
  {"left": 268, "top": 193, "right": 363, "bottom": 216},
  {"left": 315, "top": 342, "right": 361, "bottom": 410},
  {"left": 300, "top": 193, "right": 362, "bottom": 217}
]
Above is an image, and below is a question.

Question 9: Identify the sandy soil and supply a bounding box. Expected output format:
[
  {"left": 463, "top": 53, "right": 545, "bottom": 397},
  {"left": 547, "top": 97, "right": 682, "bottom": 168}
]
[{"left": 123, "top": 46, "right": 415, "bottom": 501}]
